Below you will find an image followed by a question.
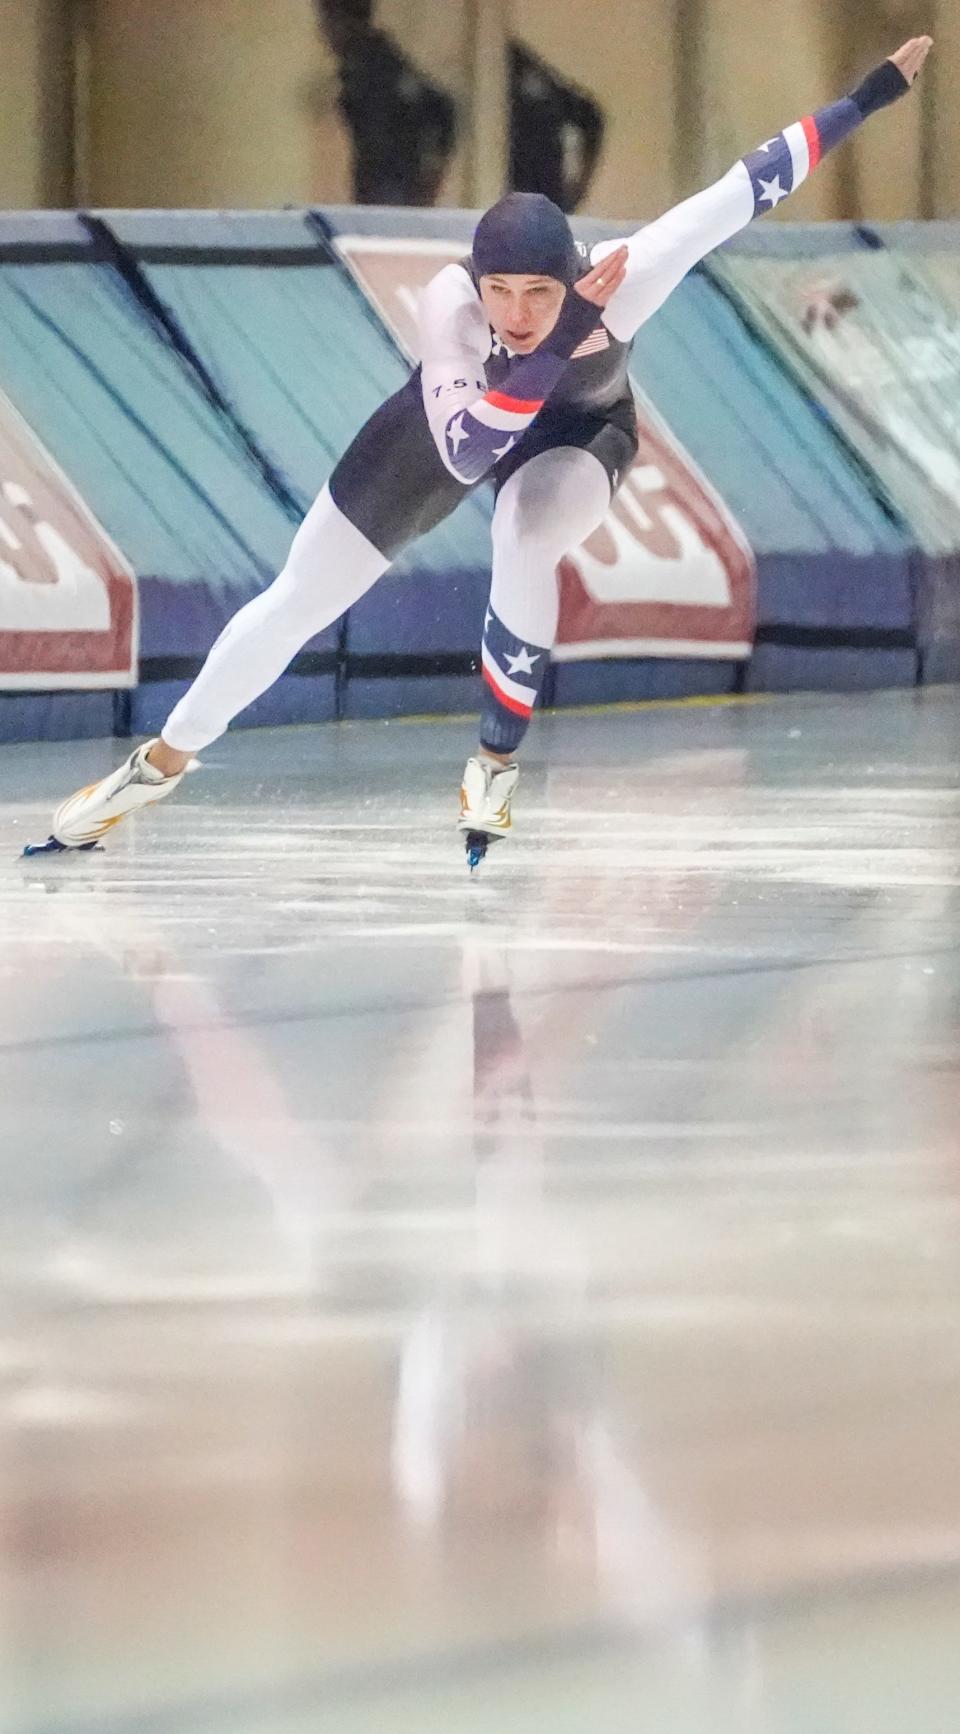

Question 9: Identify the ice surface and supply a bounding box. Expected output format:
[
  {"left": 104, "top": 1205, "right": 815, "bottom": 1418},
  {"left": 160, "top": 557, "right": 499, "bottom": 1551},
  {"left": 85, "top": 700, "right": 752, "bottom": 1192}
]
[{"left": 1, "top": 689, "right": 959, "bottom": 1732}]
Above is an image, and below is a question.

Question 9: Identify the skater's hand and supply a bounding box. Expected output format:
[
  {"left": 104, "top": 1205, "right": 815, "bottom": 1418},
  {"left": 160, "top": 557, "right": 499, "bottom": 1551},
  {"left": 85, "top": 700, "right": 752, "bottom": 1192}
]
[
  {"left": 888, "top": 36, "right": 933, "bottom": 86},
  {"left": 574, "top": 245, "right": 629, "bottom": 308}
]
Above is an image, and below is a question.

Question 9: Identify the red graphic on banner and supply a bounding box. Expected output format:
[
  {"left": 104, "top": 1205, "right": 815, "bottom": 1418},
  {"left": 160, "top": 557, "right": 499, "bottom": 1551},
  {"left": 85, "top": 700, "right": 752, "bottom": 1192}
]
[
  {"left": 555, "top": 393, "right": 755, "bottom": 659},
  {"left": 0, "top": 390, "right": 136, "bottom": 689},
  {"left": 337, "top": 233, "right": 756, "bottom": 659}
]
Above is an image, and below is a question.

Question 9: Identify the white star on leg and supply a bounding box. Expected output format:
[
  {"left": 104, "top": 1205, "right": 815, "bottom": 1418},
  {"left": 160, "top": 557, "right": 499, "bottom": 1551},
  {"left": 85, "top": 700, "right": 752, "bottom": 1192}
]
[
  {"left": 448, "top": 414, "right": 469, "bottom": 453},
  {"left": 757, "top": 138, "right": 778, "bottom": 153},
  {"left": 757, "top": 174, "right": 788, "bottom": 209},
  {"left": 491, "top": 436, "right": 516, "bottom": 460},
  {"left": 504, "top": 645, "right": 540, "bottom": 677},
  {"left": 484, "top": 608, "right": 493, "bottom": 631}
]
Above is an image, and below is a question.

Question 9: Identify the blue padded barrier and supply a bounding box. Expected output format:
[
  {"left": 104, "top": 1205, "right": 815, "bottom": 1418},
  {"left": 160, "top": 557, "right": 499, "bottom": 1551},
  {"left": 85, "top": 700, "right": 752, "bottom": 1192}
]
[
  {"left": 621, "top": 277, "right": 913, "bottom": 629},
  {"left": 342, "top": 673, "right": 481, "bottom": 721},
  {"left": 342, "top": 566, "right": 487, "bottom": 657},
  {"left": 0, "top": 212, "right": 346, "bottom": 736},
  {"left": 0, "top": 691, "right": 115, "bottom": 743},
  {"left": 745, "top": 644, "right": 918, "bottom": 693},
  {"left": 596, "top": 229, "right": 913, "bottom": 695},
  {"left": 3, "top": 207, "right": 959, "bottom": 741},
  {"left": 101, "top": 209, "right": 394, "bottom": 514},
  {"left": 0, "top": 217, "right": 295, "bottom": 589},
  {"left": 551, "top": 659, "right": 738, "bottom": 707},
  {"left": 129, "top": 672, "right": 337, "bottom": 737},
  {"left": 707, "top": 232, "right": 960, "bottom": 684}
]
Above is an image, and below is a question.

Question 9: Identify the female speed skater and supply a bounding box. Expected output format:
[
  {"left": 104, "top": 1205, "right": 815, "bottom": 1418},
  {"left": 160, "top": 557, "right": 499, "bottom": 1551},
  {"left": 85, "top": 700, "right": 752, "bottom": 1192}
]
[{"left": 31, "top": 36, "right": 932, "bottom": 868}]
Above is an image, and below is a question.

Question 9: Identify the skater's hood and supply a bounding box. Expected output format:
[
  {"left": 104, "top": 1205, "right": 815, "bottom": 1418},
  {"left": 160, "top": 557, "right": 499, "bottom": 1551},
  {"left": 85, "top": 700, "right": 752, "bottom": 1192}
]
[{"left": 472, "top": 193, "right": 579, "bottom": 287}]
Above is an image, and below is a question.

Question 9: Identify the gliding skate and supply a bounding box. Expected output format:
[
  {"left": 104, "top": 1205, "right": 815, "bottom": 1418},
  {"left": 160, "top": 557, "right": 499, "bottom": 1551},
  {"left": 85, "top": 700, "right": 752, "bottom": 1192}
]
[
  {"left": 24, "top": 740, "right": 192, "bottom": 856},
  {"left": 458, "top": 756, "right": 519, "bottom": 870}
]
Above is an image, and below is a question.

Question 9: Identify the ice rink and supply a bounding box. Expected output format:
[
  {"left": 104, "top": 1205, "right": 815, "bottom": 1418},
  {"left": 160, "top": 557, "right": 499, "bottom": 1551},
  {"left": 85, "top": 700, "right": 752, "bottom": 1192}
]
[{"left": 2, "top": 686, "right": 959, "bottom": 1733}]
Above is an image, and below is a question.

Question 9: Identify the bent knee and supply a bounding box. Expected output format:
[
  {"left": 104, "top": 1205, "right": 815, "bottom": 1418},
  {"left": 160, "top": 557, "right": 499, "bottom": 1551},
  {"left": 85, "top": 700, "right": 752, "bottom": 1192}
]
[{"left": 492, "top": 450, "right": 610, "bottom": 556}]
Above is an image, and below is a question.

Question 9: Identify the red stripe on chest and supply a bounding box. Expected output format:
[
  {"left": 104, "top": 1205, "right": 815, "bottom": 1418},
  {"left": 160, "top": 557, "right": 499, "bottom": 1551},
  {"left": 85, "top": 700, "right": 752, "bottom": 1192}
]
[{"left": 484, "top": 389, "right": 544, "bottom": 414}]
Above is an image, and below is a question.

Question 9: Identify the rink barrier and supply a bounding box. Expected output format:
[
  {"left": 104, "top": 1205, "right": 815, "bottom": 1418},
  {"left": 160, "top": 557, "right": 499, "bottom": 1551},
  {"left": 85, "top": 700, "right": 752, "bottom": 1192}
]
[
  {"left": 0, "top": 210, "right": 312, "bottom": 738},
  {"left": 0, "top": 690, "right": 114, "bottom": 744},
  {"left": 2, "top": 209, "right": 959, "bottom": 738},
  {"left": 0, "top": 208, "right": 490, "bottom": 737},
  {"left": 707, "top": 223, "right": 960, "bottom": 683},
  {"left": 622, "top": 271, "right": 915, "bottom": 637}
]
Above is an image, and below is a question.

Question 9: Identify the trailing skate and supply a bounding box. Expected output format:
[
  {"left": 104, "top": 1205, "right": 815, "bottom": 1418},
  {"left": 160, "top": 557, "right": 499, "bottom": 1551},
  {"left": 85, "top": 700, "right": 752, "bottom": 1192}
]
[
  {"left": 23, "top": 739, "right": 193, "bottom": 856},
  {"left": 458, "top": 755, "right": 519, "bottom": 871}
]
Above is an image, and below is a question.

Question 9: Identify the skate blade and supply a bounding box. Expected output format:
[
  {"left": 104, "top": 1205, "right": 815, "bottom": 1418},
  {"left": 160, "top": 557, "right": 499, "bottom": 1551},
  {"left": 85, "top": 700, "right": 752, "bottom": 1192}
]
[
  {"left": 22, "top": 836, "right": 102, "bottom": 857},
  {"left": 464, "top": 829, "right": 501, "bottom": 872}
]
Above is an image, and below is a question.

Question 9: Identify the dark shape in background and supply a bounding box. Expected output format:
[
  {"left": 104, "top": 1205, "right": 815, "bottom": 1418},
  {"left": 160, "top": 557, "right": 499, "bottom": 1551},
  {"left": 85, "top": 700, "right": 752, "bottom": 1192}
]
[
  {"left": 508, "top": 41, "right": 605, "bottom": 213},
  {"left": 314, "top": 0, "right": 458, "bottom": 205},
  {"left": 312, "top": 3, "right": 605, "bottom": 213}
]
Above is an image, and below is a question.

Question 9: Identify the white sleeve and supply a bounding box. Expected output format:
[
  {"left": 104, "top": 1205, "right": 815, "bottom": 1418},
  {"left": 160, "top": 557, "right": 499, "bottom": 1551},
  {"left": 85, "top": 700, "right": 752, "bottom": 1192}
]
[
  {"left": 417, "top": 264, "right": 492, "bottom": 477},
  {"left": 592, "top": 162, "right": 755, "bottom": 342}
]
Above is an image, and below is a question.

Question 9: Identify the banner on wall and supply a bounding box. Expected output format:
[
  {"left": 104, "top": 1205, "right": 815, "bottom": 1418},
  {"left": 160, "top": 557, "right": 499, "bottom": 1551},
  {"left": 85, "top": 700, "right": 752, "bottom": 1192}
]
[
  {"left": 712, "top": 250, "right": 960, "bottom": 555},
  {"left": 0, "top": 390, "right": 137, "bottom": 690},
  {"left": 337, "top": 234, "right": 756, "bottom": 659}
]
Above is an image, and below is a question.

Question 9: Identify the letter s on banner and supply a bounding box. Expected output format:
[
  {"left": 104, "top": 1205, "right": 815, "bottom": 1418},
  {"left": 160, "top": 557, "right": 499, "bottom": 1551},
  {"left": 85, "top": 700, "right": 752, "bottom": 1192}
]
[
  {"left": 555, "top": 391, "right": 756, "bottom": 662},
  {"left": 0, "top": 390, "right": 136, "bottom": 690}
]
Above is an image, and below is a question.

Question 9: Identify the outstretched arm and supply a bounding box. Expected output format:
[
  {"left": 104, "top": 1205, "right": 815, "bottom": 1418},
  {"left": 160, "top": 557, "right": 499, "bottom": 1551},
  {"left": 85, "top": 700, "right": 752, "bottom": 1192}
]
[{"left": 597, "top": 35, "right": 933, "bottom": 342}]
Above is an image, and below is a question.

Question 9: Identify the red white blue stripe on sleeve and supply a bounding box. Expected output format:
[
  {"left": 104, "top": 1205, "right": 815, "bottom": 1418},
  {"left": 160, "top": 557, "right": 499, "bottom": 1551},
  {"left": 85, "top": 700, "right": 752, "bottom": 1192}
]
[
  {"left": 443, "top": 348, "right": 572, "bottom": 483},
  {"left": 480, "top": 604, "right": 546, "bottom": 719},
  {"left": 741, "top": 96, "right": 860, "bottom": 214},
  {"left": 445, "top": 390, "right": 543, "bottom": 482}
]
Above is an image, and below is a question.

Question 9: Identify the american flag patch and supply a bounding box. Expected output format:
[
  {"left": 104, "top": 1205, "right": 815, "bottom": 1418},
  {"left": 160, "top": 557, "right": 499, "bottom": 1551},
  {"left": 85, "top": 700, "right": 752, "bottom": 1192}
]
[{"left": 571, "top": 323, "right": 610, "bottom": 359}]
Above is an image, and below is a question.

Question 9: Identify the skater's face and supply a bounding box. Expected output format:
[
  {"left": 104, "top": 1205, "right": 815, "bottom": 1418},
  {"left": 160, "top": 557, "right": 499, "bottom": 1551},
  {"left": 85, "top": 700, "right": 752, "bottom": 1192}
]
[{"left": 479, "top": 273, "right": 566, "bottom": 354}]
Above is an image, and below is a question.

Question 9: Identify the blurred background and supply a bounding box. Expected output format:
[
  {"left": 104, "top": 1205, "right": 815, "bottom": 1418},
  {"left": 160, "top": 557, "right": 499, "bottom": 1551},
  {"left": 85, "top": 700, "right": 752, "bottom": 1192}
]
[{"left": 0, "top": 0, "right": 954, "bottom": 222}]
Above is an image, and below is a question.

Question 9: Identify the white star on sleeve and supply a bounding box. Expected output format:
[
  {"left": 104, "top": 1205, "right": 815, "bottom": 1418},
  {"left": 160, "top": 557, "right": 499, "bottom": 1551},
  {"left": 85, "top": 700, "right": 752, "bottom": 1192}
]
[
  {"left": 504, "top": 645, "right": 540, "bottom": 677},
  {"left": 491, "top": 436, "right": 516, "bottom": 460},
  {"left": 448, "top": 414, "right": 469, "bottom": 453},
  {"left": 757, "top": 174, "right": 788, "bottom": 209}
]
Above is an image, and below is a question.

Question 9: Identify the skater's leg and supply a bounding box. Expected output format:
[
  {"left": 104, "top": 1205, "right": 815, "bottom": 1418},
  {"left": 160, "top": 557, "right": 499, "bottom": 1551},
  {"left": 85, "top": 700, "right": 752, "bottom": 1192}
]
[
  {"left": 37, "top": 373, "right": 468, "bottom": 853},
  {"left": 479, "top": 446, "right": 611, "bottom": 756},
  {"left": 459, "top": 447, "right": 611, "bottom": 857},
  {"left": 155, "top": 485, "right": 389, "bottom": 765},
  {"left": 37, "top": 487, "right": 391, "bottom": 851}
]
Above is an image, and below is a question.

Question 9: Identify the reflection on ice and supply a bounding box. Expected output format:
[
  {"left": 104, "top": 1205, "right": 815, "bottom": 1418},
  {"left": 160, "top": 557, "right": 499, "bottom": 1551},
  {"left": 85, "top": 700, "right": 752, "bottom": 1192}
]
[{"left": 1, "top": 690, "right": 959, "bottom": 1732}]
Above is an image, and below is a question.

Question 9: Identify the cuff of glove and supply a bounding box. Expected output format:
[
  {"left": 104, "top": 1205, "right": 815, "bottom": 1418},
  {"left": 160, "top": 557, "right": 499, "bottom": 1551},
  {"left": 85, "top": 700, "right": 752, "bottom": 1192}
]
[
  {"left": 543, "top": 290, "right": 606, "bottom": 359},
  {"left": 850, "top": 59, "right": 911, "bottom": 117}
]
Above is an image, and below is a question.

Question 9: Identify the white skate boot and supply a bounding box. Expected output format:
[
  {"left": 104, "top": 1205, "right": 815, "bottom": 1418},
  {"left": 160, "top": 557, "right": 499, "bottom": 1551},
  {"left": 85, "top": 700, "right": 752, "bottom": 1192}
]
[
  {"left": 458, "top": 755, "right": 519, "bottom": 870},
  {"left": 23, "top": 739, "right": 193, "bottom": 856}
]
